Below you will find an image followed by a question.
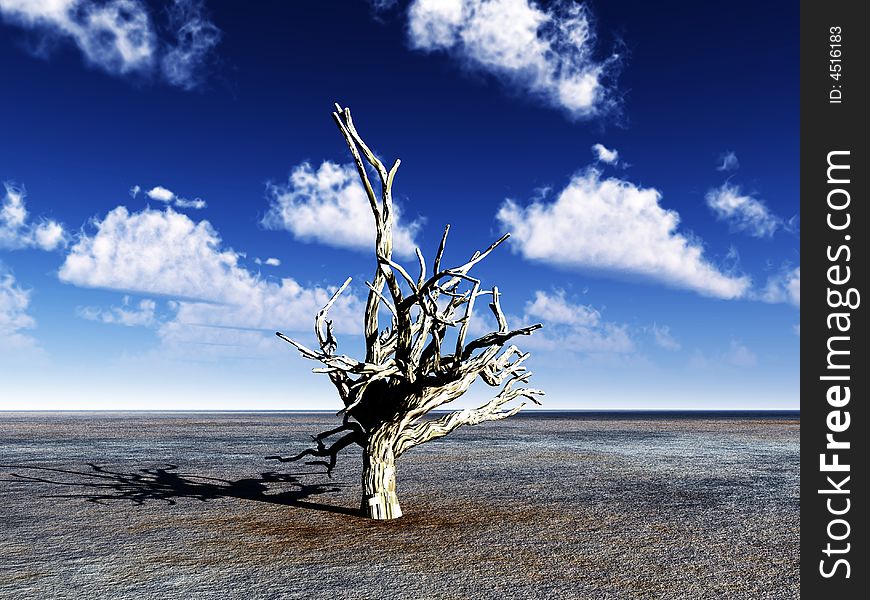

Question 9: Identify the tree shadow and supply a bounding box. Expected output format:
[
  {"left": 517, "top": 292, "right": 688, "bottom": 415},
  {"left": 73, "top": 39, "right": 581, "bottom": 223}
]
[{"left": 1, "top": 463, "right": 361, "bottom": 517}]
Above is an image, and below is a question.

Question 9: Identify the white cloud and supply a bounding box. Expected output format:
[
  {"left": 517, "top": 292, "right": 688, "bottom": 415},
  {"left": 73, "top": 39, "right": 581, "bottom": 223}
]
[
  {"left": 33, "top": 220, "right": 66, "bottom": 250},
  {"left": 524, "top": 289, "right": 599, "bottom": 327},
  {"left": 650, "top": 323, "right": 680, "bottom": 351},
  {"left": 262, "top": 161, "right": 422, "bottom": 258},
  {"left": 690, "top": 339, "right": 758, "bottom": 370},
  {"left": 78, "top": 296, "right": 157, "bottom": 327},
  {"left": 521, "top": 289, "right": 634, "bottom": 354},
  {"left": 406, "top": 0, "right": 620, "bottom": 119},
  {"left": 1, "top": 185, "right": 26, "bottom": 230},
  {"left": 139, "top": 184, "right": 206, "bottom": 209},
  {"left": 591, "top": 143, "right": 618, "bottom": 164},
  {"left": 725, "top": 339, "right": 757, "bottom": 368},
  {"left": 0, "top": 268, "right": 40, "bottom": 354},
  {"left": 160, "top": 0, "right": 221, "bottom": 91},
  {"left": 497, "top": 169, "right": 750, "bottom": 299},
  {"left": 59, "top": 206, "right": 235, "bottom": 299},
  {"left": 255, "top": 257, "right": 281, "bottom": 267},
  {"left": 155, "top": 318, "right": 283, "bottom": 360},
  {"left": 716, "top": 151, "right": 739, "bottom": 172},
  {"left": 145, "top": 185, "right": 175, "bottom": 203},
  {"left": 1, "top": 183, "right": 67, "bottom": 251},
  {"left": 760, "top": 266, "right": 800, "bottom": 307},
  {"left": 174, "top": 197, "right": 207, "bottom": 209},
  {"left": 58, "top": 206, "right": 364, "bottom": 357},
  {"left": 163, "top": 276, "right": 361, "bottom": 334},
  {"left": 0, "top": 0, "right": 153, "bottom": 74},
  {"left": 0, "top": 0, "right": 219, "bottom": 89},
  {"left": 705, "top": 183, "right": 781, "bottom": 238}
]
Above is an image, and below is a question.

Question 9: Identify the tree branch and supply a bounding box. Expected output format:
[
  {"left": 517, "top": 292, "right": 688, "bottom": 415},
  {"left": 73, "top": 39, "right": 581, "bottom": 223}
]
[
  {"left": 266, "top": 426, "right": 362, "bottom": 477},
  {"left": 395, "top": 373, "right": 544, "bottom": 456}
]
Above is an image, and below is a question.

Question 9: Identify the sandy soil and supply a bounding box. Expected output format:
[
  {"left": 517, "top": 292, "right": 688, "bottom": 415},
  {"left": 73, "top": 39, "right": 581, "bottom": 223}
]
[{"left": 0, "top": 412, "right": 799, "bottom": 599}]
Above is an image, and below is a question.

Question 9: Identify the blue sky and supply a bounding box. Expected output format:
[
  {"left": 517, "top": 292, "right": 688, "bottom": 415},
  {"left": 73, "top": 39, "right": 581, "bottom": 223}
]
[{"left": 0, "top": 0, "right": 798, "bottom": 410}]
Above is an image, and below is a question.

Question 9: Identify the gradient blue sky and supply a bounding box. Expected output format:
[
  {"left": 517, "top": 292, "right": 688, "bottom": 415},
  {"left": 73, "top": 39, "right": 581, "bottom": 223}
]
[{"left": 0, "top": 0, "right": 798, "bottom": 410}]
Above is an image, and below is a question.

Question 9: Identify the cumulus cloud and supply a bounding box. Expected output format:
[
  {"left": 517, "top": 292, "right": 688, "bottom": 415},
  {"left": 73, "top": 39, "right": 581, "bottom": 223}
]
[
  {"left": 406, "top": 0, "right": 621, "bottom": 119},
  {"left": 59, "top": 206, "right": 236, "bottom": 299},
  {"left": 760, "top": 266, "right": 800, "bottom": 307},
  {"left": 262, "top": 161, "right": 422, "bottom": 258},
  {"left": 591, "top": 143, "right": 618, "bottom": 164},
  {"left": 59, "top": 206, "right": 364, "bottom": 357},
  {"left": 0, "top": 0, "right": 220, "bottom": 89},
  {"left": 705, "top": 183, "right": 781, "bottom": 238},
  {"left": 145, "top": 186, "right": 175, "bottom": 203},
  {"left": 1, "top": 183, "right": 67, "bottom": 251},
  {"left": 521, "top": 289, "right": 634, "bottom": 354},
  {"left": 78, "top": 296, "right": 157, "bottom": 327},
  {"left": 0, "top": 267, "right": 40, "bottom": 353},
  {"left": 497, "top": 169, "right": 750, "bottom": 299},
  {"left": 716, "top": 151, "right": 739, "bottom": 172}
]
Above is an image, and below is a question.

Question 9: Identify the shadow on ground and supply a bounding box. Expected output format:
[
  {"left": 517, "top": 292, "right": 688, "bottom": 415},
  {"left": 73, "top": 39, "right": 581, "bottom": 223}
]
[{"left": 1, "top": 463, "right": 360, "bottom": 517}]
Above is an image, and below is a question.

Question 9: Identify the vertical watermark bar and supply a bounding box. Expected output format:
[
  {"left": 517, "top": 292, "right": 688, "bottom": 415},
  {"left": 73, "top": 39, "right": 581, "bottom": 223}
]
[{"left": 801, "top": 0, "right": 867, "bottom": 596}]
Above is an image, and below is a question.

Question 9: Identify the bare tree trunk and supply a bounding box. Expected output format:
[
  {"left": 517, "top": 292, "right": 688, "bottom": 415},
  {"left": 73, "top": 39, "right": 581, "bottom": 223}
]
[{"left": 360, "top": 428, "right": 402, "bottom": 520}]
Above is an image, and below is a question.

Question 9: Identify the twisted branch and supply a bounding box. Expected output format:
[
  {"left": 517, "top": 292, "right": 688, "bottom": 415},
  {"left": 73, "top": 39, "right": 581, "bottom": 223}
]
[{"left": 276, "top": 104, "right": 543, "bottom": 476}]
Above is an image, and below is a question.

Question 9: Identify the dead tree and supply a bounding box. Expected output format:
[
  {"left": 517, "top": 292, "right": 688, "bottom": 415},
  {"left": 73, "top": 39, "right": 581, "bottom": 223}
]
[{"left": 275, "top": 104, "right": 543, "bottom": 520}]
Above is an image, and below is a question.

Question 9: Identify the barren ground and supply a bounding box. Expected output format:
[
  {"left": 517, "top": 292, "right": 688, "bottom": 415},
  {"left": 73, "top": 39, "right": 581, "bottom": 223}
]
[{"left": 0, "top": 411, "right": 799, "bottom": 599}]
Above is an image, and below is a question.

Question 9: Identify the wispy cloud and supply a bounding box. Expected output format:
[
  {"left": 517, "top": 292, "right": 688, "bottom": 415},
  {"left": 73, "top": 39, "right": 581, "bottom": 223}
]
[
  {"left": 0, "top": 266, "right": 40, "bottom": 355},
  {"left": 262, "top": 161, "right": 422, "bottom": 258},
  {"left": 690, "top": 339, "right": 758, "bottom": 369},
  {"left": 405, "top": 0, "right": 621, "bottom": 119},
  {"left": 160, "top": 0, "right": 222, "bottom": 91},
  {"left": 649, "top": 322, "right": 680, "bottom": 351},
  {"left": 78, "top": 296, "right": 157, "bottom": 327},
  {"left": 497, "top": 169, "right": 750, "bottom": 299},
  {"left": 1, "top": 183, "right": 66, "bottom": 251},
  {"left": 716, "top": 151, "right": 739, "bottom": 172},
  {"left": 525, "top": 289, "right": 600, "bottom": 327},
  {"left": 591, "top": 143, "right": 618, "bottom": 164},
  {"left": 0, "top": 0, "right": 220, "bottom": 89},
  {"left": 705, "top": 183, "right": 782, "bottom": 238},
  {"left": 174, "top": 197, "right": 206, "bottom": 209},
  {"left": 521, "top": 289, "right": 634, "bottom": 355},
  {"left": 759, "top": 265, "right": 800, "bottom": 307},
  {"left": 725, "top": 339, "right": 757, "bottom": 368}
]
